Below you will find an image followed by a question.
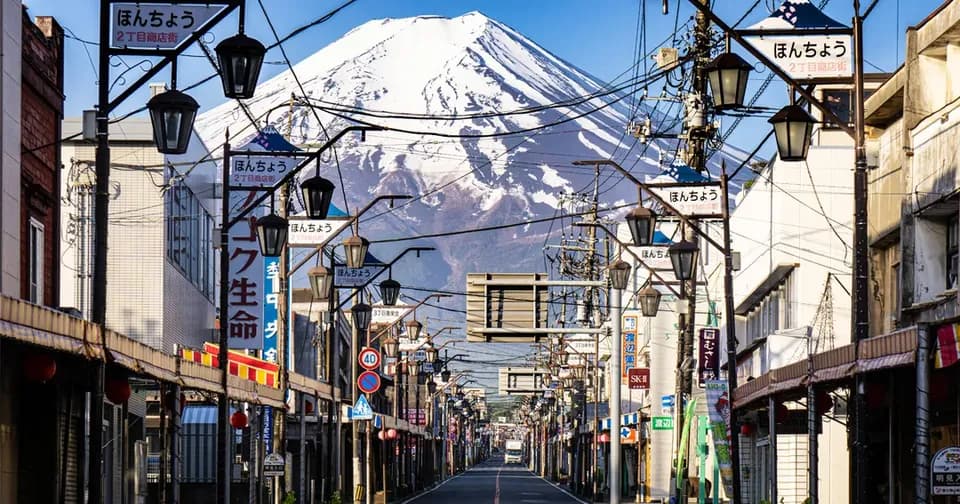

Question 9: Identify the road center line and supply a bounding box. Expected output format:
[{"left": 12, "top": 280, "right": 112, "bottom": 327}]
[{"left": 494, "top": 466, "right": 502, "bottom": 504}]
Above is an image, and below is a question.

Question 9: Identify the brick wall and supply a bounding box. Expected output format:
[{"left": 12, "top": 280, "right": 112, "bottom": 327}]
[{"left": 19, "top": 10, "right": 63, "bottom": 306}]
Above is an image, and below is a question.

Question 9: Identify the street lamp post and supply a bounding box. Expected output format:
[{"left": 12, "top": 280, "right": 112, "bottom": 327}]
[
  {"left": 90, "top": 4, "right": 259, "bottom": 502},
  {"left": 575, "top": 158, "right": 740, "bottom": 501}
]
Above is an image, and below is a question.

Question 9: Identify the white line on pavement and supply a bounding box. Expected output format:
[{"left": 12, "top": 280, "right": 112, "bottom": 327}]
[{"left": 398, "top": 471, "right": 465, "bottom": 504}]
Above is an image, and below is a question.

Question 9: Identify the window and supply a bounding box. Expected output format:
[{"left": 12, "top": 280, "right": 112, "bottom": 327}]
[
  {"left": 165, "top": 171, "right": 214, "bottom": 299},
  {"left": 28, "top": 219, "right": 43, "bottom": 304},
  {"left": 948, "top": 217, "right": 958, "bottom": 289}
]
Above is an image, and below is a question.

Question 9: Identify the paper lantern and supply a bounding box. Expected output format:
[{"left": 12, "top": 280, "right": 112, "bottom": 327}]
[
  {"left": 23, "top": 353, "right": 57, "bottom": 383},
  {"left": 378, "top": 430, "right": 386, "bottom": 441},
  {"left": 304, "top": 400, "right": 314, "bottom": 415},
  {"left": 599, "top": 432, "right": 610, "bottom": 443},
  {"left": 105, "top": 375, "right": 131, "bottom": 404},
  {"left": 740, "top": 423, "right": 754, "bottom": 436},
  {"left": 230, "top": 410, "right": 248, "bottom": 429},
  {"left": 387, "top": 428, "right": 398, "bottom": 440}
]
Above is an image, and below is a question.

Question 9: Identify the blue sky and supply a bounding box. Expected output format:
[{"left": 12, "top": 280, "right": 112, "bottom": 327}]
[{"left": 23, "top": 0, "right": 945, "bottom": 150}]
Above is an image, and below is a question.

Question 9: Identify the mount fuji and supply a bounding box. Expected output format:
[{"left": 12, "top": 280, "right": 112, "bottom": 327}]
[{"left": 196, "top": 11, "right": 747, "bottom": 291}]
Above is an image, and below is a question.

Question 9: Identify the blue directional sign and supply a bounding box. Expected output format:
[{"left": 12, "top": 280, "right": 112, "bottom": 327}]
[
  {"left": 373, "top": 415, "right": 383, "bottom": 429},
  {"left": 661, "top": 394, "right": 676, "bottom": 409},
  {"left": 351, "top": 395, "right": 374, "bottom": 421}
]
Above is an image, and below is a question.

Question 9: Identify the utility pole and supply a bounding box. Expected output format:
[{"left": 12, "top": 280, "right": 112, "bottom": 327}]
[
  {"left": 674, "top": 1, "right": 712, "bottom": 499},
  {"left": 351, "top": 288, "right": 361, "bottom": 504}
]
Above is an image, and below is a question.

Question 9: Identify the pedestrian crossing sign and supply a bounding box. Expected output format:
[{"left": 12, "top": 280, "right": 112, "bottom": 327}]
[{"left": 350, "top": 396, "right": 373, "bottom": 420}]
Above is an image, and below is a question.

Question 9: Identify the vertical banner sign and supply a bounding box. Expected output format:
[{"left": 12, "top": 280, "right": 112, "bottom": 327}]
[
  {"left": 262, "top": 406, "right": 274, "bottom": 454},
  {"left": 262, "top": 257, "right": 280, "bottom": 362},
  {"left": 705, "top": 380, "right": 735, "bottom": 497},
  {"left": 675, "top": 398, "right": 697, "bottom": 492},
  {"left": 698, "top": 328, "right": 720, "bottom": 387},
  {"left": 621, "top": 314, "right": 638, "bottom": 384},
  {"left": 227, "top": 191, "right": 265, "bottom": 350}
]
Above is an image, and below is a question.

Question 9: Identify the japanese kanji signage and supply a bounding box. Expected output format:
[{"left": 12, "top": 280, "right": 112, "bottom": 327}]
[
  {"left": 287, "top": 218, "right": 351, "bottom": 247},
  {"left": 705, "top": 380, "right": 735, "bottom": 497},
  {"left": 230, "top": 126, "right": 304, "bottom": 189},
  {"left": 649, "top": 183, "right": 723, "bottom": 217},
  {"left": 334, "top": 264, "right": 381, "bottom": 287},
  {"left": 629, "top": 245, "right": 673, "bottom": 270},
  {"left": 748, "top": 35, "right": 852, "bottom": 80},
  {"left": 621, "top": 313, "right": 638, "bottom": 383},
  {"left": 371, "top": 303, "right": 408, "bottom": 325},
  {"left": 226, "top": 191, "right": 265, "bottom": 350},
  {"left": 698, "top": 328, "right": 720, "bottom": 387},
  {"left": 932, "top": 447, "right": 960, "bottom": 495},
  {"left": 262, "top": 257, "right": 280, "bottom": 361},
  {"left": 110, "top": 3, "right": 225, "bottom": 50}
]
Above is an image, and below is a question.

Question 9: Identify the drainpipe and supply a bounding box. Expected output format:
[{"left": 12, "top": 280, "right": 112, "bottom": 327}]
[{"left": 915, "top": 324, "right": 931, "bottom": 504}]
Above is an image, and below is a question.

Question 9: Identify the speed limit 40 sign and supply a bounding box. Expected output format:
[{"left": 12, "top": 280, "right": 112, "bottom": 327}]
[{"left": 358, "top": 347, "right": 381, "bottom": 370}]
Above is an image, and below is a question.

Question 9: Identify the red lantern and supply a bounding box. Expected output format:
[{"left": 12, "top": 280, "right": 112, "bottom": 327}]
[
  {"left": 599, "top": 433, "right": 610, "bottom": 443},
  {"left": 105, "top": 375, "right": 131, "bottom": 404},
  {"left": 740, "top": 423, "right": 754, "bottom": 436},
  {"left": 230, "top": 410, "right": 248, "bottom": 429},
  {"left": 774, "top": 403, "right": 789, "bottom": 424},
  {"left": 378, "top": 431, "right": 386, "bottom": 441},
  {"left": 387, "top": 428, "right": 398, "bottom": 440},
  {"left": 304, "top": 401, "right": 314, "bottom": 415},
  {"left": 23, "top": 353, "right": 57, "bottom": 383},
  {"left": 815, "top": 390, "right": 834, "bottom": 413}
]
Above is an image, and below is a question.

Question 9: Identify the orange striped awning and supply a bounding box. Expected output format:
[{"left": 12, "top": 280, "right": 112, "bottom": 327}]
[{"left": 180, "top": 343, "right": 279, "bottom": 388}]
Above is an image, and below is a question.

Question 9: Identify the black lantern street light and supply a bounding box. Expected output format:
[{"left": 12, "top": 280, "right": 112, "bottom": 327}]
[
  {"left": 425, "top": 344, "right": 438, "bottom": 364},
  {"left": 255, "top": 213, "right": 288, "bottom": 257},
  {"left": 608, "top": 259, "right": 632, "bottom": 290},
  {"left": 668, "top": 240, "right": 699, "bottom": 282},
  {"left": 638, "top": 285, "right": 662, "bottom": 317},
  {"left": 352, "top": 302, "right": 372, "bottom": 333},
  {"left": 441, "top": 368, "right": 452, "bottom": 383},
  {"left": 405, "top": 319, "right": 423, "bottom": 340},
  {"left": 769, "top": 104, "right": 816, "bottom": 162},
  {"left": 625, "top": 206, "right": 658, "bottom": 246},
  {"left": 343, "top": 234, "right": 370, "bottom": 269},
  {"left": 382, "top": 335, "right": 399, "bottom": 359},
  {"left": 704, "top": 52, "right": 753, "bottom": 110},
  {"left": 308, "top": 266, "right": 332, "bottom": 300},
  {"left": 379, "top": 278, "right": 401, "bottom": 306},
  {"left": 147, "top": 89, "right": 200, "bottom": 155},
  {"left": 214, "top": 32, "right": 266, "bottom": 99},
  {"left": 299, "top": 173, "right": 336, "bottom": 219}
]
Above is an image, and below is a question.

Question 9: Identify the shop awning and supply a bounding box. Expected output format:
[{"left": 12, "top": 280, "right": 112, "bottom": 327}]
[
  {"left": 0, "top": 295, "right": 324, "bottom": 409},
  {"left": 735, "top": 264, "right": 797, "bottom": 316},
  {"left": 732, "top": 326, "right": 919, "bottom": 409}
]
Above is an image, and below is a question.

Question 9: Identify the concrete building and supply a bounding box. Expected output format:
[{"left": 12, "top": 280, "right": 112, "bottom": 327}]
[{"left": 59, "top": 110, "right": 218, "bottom": 353}]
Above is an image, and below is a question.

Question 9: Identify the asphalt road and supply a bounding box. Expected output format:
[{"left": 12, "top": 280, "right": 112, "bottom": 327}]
[{"left": 406, "top": 455, "right": 586, "bottom": 504}]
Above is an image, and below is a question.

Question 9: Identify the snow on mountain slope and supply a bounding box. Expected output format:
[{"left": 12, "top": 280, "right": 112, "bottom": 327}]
[{"left": 196, "top": 11, "right": 746, "bottom": 288}]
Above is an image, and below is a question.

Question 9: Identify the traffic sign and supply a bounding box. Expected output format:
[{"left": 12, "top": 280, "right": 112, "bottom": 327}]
[
  {"left": 357, "top": 371, "right": 382, "bottom": 395},
  {"left": 351, "top": 396, "right": 374, "bottom": 420},
  {"left": 263, "top": 453, "right": 285, "bottom": 477},
  {"left": 661, "top": 394, "right": 675, "bottom": 409},
  {"left": 358, "top": 347, "right": 381, "bottom": 370},
  {"left": 628, "top": 368, "right": 650, "bottom": 390},
  {"left": 620, "top": 427, "right": 638, "bottom": 443},
  {"left": 652, "top": 416, "right": 674, "bottom": 430}
]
